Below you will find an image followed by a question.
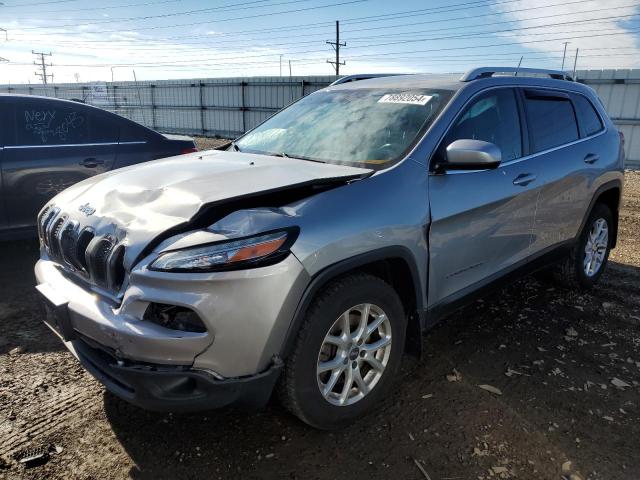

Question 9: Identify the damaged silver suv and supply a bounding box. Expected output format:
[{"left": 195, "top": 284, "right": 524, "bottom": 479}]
[{"left": 36, "top": 68, "right": 624, "bottom": 429}]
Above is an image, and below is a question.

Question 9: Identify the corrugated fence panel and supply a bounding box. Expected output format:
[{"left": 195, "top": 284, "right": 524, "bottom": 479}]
[
  {"left": 0, "top": 76, "right": 338, "bottom": 139},
  {"left": 577, "top": 69, "right": 640, "bottom": 169}
]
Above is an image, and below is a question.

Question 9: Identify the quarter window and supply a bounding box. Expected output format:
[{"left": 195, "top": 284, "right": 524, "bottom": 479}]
[
  {"left": 571, "top": 94, "right": 604, "bottom": 137},
  {"left": 524, "top": 94, "right": 579, "bottom": 152},
  {"left": 443, "top": 88, "right": 522, "bottom": 162}
]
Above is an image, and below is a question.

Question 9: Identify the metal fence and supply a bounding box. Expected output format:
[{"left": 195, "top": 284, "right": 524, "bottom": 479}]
[
  {"left": 0, "top": 76, "right": 338, "bottom": 139},
  {"left": 576, "top": 69, "right": 640, "bottom": 169},
  {"left": 1, "top": 72, "right": 639, "bottom": 168}
]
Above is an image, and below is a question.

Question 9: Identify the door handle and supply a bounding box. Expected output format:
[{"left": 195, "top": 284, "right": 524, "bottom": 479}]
[
  {"left": 512, "top": 173, "right": 537, "bottom": 187},
  {"left": 584, "top": 153, "right": 599, "bottom": 164},
  {"left": 79, "top": 158, "right": 103, "bottom": 168}
]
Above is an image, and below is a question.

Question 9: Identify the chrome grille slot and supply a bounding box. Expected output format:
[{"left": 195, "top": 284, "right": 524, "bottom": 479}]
[
  {"left": 107, "top": 244, "right": 126, "bottom": 291},
  {"left": 60, "top": 221, "right": 81, "bottom": 269},
  {"left": 75, "top": 228, "right": 95, "bottom": 271},
  {"left": 89, "top": 238, "right": 114, "bottom": 287},
  {"left": 40, "top": 206, "right": 59, "bottom": 248},
  {"left": 48, "top": 217, "right": 67, "bottom": 262}
]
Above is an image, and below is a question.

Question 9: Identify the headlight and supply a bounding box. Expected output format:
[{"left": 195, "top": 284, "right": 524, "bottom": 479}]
[{"left": 149, "top": 229, "right": 298, "bottom": 272}]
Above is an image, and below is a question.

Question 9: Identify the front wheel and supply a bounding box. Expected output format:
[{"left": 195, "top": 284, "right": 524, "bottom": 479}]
[
  {"left": 279, "top": 273, "right": 406, "bottom": 429},
  {"left": 555, "top": 203, "right": 613, "bottom": 289}
]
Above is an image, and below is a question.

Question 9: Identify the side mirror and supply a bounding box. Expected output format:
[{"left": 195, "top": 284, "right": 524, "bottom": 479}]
[{"left": 443, "top": 139, "right": 502, "bottom": 170}]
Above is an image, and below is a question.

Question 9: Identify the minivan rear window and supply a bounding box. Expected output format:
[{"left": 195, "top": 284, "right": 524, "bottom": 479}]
[
  {"left": 571, "top": 94, "right": 604, "bottom": 137},
  {"left": 524, "top": 94, "right": 579, "bottom": 153}
]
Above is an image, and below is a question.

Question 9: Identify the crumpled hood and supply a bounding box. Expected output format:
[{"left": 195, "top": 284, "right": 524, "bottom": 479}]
[{"left": 48, "top": 150, "right": 371, "bottom": 268}]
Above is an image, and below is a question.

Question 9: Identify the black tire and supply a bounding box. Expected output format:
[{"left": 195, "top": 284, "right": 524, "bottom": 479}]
[
  {"left": 554, "top": 203, "right": 613, "bottom": 289},
  {"left": 279, "top": 273, "right": 406, "bottom": 430}
]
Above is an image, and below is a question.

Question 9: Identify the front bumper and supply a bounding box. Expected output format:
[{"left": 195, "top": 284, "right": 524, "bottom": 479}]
[
  {"left": 35, "top": 251, "right": 309, "bottom": 381},
  {"left": 53, "top": 331, "right": 282, "bottom": 411}
]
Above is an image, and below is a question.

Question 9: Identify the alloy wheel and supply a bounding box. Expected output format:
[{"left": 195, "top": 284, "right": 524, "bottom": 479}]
[
  {"left": 316, "top": 303, "right": 392, "bottom": 406},
  {"left": 584, "top": 217, "right": 608, "bottom": 277}
]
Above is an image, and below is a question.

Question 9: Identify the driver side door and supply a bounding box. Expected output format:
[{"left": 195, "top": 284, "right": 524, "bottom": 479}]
[{"left": 427, "top": 87, "right": 541, "bottom": 307}]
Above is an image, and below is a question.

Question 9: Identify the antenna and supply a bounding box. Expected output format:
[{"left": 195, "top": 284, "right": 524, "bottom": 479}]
[{"left": 515, "top": 56, "right": 524, "bottom": 76}]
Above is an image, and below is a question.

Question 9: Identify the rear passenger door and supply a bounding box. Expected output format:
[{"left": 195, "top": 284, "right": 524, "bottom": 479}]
[
  {"left": 2, "top": 98, "right": 119, "bottom": 229},
  {"left": 522, "top": 89, "right": 601, "bottom": 254},
  {"left": 428, "top": 87, "right": 541, "bottom": 305}
]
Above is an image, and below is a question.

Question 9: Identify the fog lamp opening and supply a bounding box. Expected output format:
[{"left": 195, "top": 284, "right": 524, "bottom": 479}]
[{"left": 143, "top": 303, "right": 207, "bottom": 333}]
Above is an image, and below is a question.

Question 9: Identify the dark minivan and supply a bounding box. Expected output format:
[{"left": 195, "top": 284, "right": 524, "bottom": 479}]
[{"left": 0, "top": 94, "right": 196, "bottom": 239}]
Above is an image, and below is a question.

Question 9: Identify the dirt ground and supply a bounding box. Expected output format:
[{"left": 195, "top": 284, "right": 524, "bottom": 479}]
[{"left": 1, "top": 171, "right": 639, "bottom": 480}]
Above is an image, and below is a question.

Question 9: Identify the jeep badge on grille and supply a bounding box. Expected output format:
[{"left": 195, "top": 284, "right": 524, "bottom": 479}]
[{"left": 78, "top": 203, "right": 96, "bottom": 216}]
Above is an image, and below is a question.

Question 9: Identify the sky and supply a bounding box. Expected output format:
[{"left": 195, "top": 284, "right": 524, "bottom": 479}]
[{"left": 0, "top": 0, "right": 639, "bottom": 84}]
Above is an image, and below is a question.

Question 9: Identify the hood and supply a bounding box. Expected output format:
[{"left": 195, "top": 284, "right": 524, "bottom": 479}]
[{"left": 47, "top": 150, "right": 371, "bottom": 270}]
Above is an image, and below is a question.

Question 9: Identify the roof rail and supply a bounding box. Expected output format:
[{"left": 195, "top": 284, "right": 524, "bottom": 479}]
[
  {"left": 460, "top": 67, "right": 573, "bottom": 82},
  {"left": 329, "top": 73, "right": 404, "bottom": 86}
]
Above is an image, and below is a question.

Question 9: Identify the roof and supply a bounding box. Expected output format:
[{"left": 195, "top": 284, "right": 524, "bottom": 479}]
[{"left": 326, "top": 70, "right": 599, "bottom": 100}]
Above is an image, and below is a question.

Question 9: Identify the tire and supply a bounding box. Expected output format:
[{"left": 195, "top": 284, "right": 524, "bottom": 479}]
[
  {"left": 279, "top": 273, "right": 406, "bottom": 429},
  {"left": 554, "top": 203, "right": 613, "bottom": 289}
]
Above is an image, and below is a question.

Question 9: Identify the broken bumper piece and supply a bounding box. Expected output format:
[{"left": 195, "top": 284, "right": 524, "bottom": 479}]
[{"left": 72, "top": 337, "right": 282, "bottom": 412}]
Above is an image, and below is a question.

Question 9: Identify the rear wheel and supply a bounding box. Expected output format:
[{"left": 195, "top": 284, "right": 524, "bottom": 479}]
[
  {"left": 554, "top": 203, "right": 613, "bottom": 289},
  {"left": 279, "top": 273, "right": 406, "bottom": 429}
]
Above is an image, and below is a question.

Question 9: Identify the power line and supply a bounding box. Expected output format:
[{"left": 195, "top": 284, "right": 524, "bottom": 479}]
[
  {"left": 32, "top": 50, "right": 53, "bottom": 84},
  {"left": 10, "top": 26, "right": 640, "bottom": 69},
  {"left": 37, "top": 12, "right": 635, "bottom": 65},
  {"left": 10, "top": 0, "right": 369, "bottom": 36},
  {"left": 10, "top": 0, "right": 634, "bottom": 57},
  {"left": 2, "top": 0, "right": 80, "bottom": 6},
  {"left": 28, "top": 0, "right": 630, "bottom": 49},
  {"left": 10, "top": 0, "right": 507, "bottom": 35},
  {"left": 15, "top": 0, "right": 311, "bottom": 30},
  {"left": 8, "top": 0, "right": 523, "bottom": 44},
  {"left": 4, "top": 0, "right": 177, "bottom": 13},
  {"left": 326, "top": 20, "right": 345, "bottom": 74}
]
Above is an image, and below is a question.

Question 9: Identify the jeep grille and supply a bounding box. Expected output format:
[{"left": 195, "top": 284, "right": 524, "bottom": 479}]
[{"left": 38, "top": 207, "right": 126, "bottom": 292}]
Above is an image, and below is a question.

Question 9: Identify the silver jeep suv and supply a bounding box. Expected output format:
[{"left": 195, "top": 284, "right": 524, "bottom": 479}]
[{"left": 35, "top": 67, "right": 624, "bottom": 429}]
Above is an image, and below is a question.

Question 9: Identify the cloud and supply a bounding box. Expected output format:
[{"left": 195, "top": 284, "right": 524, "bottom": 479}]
[{"left": 492, "top": 0, "right": 640, "bottom": 70}]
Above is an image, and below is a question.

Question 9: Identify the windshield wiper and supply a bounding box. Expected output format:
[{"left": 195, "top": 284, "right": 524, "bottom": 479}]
[
  {"left": 231, "top": 142, "right": 241, "bottom": 152},
  {"left": 270, "top": 152, "right": 326, "bottom": 163}
]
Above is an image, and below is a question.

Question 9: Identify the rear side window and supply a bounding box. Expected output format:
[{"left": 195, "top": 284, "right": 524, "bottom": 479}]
[
  {"left": 571, "top": 94, "right": 604, "bottom": 137},
  {"left": 119, "top": 119, "right": 157, "bottom": 142},
  {"left": 443, "top": 88, "right": 522, "bottom": 162},
  {"left": 15, "top": 101, "right": 89, "bottom": 145},
  {"left": 89, "top": 113, "right": 120, "bottom": 143},
  {"left": 524, "top": 92, "right": 579, "bottom": 152}
]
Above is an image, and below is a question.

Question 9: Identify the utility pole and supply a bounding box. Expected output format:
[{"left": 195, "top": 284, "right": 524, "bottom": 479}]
[
  {"left": 326, "top": 20, "right": 345, "bottom": 75},
  {"left": 572, "top": 48, "right": 579, "bottom": 79},
  {"left": 279, "top": 54, "right": 283, "bottom": 77},
  {"left": 561, "top": 42, "right": 570, "bottom": 71},
  {"left": 33, "top": 50, "right": 53, "bottom": 85}
]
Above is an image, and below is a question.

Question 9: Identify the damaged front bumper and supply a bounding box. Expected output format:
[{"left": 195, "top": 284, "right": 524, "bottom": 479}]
[
  {"left": 35, "top": 248, "right": 309, "bottom": 411},
  {"left": 65, "top": 335, "right": 282, "bottom": 411}
]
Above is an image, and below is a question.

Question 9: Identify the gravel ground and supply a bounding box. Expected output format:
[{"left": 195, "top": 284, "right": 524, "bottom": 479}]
[
  {"left": 0, "top": 171, "right": 639, "bottom": 480},
  {"left": 193, "top": 136, "right": 232, "bottom": 151}
]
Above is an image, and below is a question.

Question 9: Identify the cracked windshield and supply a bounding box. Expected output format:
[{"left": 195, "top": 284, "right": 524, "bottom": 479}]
[{"left": 236, "top": 88, "right": 452, "bottom": 168}]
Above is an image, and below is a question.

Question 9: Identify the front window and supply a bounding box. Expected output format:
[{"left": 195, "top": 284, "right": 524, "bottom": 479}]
[{"left": 235, "top": 88, "right": 453, "bottom": 169}]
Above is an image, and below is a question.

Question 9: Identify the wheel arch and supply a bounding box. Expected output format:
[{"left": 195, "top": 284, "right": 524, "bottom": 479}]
[
  {"left": 280, "top": 246, "right": 425, "bottom": 360},
  {"left": 579, "top": 180, "right": 622, "bottom": 248}
]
